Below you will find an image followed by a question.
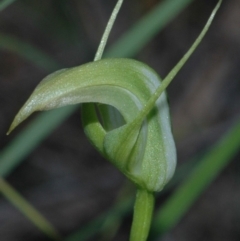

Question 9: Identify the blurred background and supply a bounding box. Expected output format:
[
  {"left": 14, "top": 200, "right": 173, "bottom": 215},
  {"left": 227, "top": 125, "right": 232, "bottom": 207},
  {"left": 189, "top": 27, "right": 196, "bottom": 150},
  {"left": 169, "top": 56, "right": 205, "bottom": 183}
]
[{"left": 0, "top": 0, "right": 240, "bottom": 240}]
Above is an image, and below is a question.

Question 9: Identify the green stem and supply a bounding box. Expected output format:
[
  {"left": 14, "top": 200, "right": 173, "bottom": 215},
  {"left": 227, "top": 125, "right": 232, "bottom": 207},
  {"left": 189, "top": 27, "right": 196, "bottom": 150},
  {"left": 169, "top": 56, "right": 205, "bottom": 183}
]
[
  {"left": 94, "top": 0, "right": 124, "bottom": 61},
  {"left": 130, "top": 189, "right": 155, "bottom": 241}
]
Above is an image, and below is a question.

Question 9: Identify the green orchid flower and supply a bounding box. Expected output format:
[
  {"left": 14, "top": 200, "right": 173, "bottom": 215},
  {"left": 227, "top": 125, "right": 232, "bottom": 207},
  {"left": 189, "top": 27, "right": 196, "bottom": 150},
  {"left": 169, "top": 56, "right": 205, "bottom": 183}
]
[
  {"left": 8, "top": 0, "right": 222, "bottom": 240},
  {"left": 8, "top": 58, "right": 176, "bottom": 192}
]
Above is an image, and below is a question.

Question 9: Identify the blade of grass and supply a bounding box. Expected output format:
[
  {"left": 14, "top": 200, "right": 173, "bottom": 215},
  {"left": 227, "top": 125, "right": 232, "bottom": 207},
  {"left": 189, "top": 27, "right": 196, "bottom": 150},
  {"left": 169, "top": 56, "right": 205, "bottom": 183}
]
[
  {"left": 64, "top": 158, "right": 198, "bottom": 241},
  {"left": 65, "top": 117, "right": 240, "bottom": 241},
  {"left": 150, "top": 119, "right": 240, "bottom": 239},
  {"left": 1, "top": 0, "right": 196, "bottom": 177},
  {"left": 0, "top": 33, "right": 60, "bottom": 71},
  {"left": 0, "top": 177, "right": 61, "bottom": 240},
  {"left": 0, "top": 106, "right": 76, "bottom": 176},
  {"left": 0, "top": 0, "right": 72, "bottom": 235},
  {"left": 106, "top": 0, "right": 194, "bottom": 58},
  {"left": 0, "top": 0, "right": 16, "bottom": 11},
  {"left": 65, "top": 196, "right": 134, "bottom": 241}
]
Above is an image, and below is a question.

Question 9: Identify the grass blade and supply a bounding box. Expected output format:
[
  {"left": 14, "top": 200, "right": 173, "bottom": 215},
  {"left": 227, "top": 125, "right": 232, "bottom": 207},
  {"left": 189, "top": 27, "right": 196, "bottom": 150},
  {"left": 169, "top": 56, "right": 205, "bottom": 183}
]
[
  {"left": 106, "top": 0, "right": 194, "bottom": 58},
  {"left": 0, "top": 33, "right": 60, "bottom": 71},
  {"left": 0, "top": 0, "right": 16, "bottom": 11},
  {"left": 0, "top": 177, "right": 61, "bottom": 240},
  {"left": 65, "top": 197, "right": 134, "bottom": 241},
  {"left": 0, "top": 106, "right": 76, "bottom": 177},
  {"left": 64, "top": 158, "right": 198, "bottom": 241},
  {"left": 150, "top": 119, "right": 240, "bottom": 239}
]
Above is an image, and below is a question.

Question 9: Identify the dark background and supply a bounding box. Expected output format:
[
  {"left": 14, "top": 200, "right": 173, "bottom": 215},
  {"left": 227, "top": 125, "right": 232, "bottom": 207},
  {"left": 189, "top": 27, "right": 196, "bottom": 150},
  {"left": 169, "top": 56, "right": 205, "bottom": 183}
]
[{"left": 0, "top": 0, "right": 240, "bottom": 240}]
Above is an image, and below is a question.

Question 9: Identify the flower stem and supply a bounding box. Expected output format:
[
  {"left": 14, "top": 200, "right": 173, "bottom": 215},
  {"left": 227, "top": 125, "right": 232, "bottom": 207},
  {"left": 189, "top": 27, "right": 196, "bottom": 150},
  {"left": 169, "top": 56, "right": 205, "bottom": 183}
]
[
  {"left": 130, "top": 189, "right": 155, "bottom": 241},
  {"left": 94, "top": 0, "right": 124, "bottom": 61}
]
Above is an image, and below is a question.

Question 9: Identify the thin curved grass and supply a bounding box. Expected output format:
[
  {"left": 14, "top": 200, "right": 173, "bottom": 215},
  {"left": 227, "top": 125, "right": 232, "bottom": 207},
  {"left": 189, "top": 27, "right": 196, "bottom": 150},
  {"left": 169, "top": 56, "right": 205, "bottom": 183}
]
[
  {"left": 0, "top": 0, "right": 16, "bottom": 11},
  {"left": 150, "top": 119, "right": 240, "bottom": 239},
  {"left": 0, "top": 33, "right": 60, "bottom": 71},
  {"left": 64, "top": 196, "right": 134, "bottom": 241},
  {"left": 0, "top": 106, "right": 75, "bottom": 176},
  {"left": 0, "top": 2, "right": 62, "bottom": 237},
  {"left": 0, "top": 177, "right": 61, "bottom": 240},
  {"left": 64, "top": 119, "right": 240, "bottom": 241},
  {"left": 64, "top": 157, "right": 197, "bottom": 241},
  {"left": 106, "top": 0, "right": 194, "bottom": 58}
]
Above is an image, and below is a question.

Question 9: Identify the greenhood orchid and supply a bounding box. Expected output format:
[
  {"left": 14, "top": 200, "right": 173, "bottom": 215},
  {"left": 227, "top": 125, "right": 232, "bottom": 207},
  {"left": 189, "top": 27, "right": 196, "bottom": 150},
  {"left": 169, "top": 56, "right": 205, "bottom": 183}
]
[{"left": 8, "top": 0, "right": 222, "bottom": 240}]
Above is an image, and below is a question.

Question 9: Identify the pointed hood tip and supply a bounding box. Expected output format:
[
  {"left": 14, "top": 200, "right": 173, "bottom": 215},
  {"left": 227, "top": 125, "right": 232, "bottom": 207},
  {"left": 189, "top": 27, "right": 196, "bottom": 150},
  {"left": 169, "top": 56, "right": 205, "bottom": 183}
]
[{"left": 6, "top": 124, "right": 14, "bottom": 135}]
